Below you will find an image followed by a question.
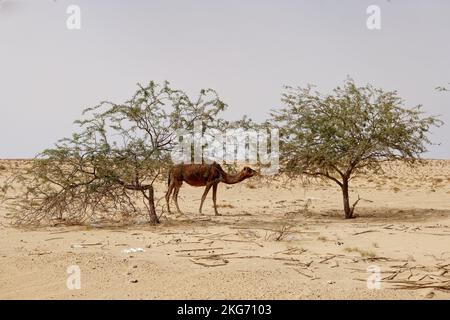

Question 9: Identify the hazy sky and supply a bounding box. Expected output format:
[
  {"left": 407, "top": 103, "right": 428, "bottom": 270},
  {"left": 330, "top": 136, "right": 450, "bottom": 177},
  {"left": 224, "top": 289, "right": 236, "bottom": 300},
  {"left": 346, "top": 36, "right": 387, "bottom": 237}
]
[{"left": 1, "top": 0, "right": 449, "bottom": 158}]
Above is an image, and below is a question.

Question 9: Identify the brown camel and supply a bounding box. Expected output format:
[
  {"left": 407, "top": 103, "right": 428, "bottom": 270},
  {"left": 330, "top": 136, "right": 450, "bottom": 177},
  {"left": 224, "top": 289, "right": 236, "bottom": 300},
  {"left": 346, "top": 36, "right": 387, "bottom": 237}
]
[{"left": 165, "top": 162, "right": 257, "bottom": 216}]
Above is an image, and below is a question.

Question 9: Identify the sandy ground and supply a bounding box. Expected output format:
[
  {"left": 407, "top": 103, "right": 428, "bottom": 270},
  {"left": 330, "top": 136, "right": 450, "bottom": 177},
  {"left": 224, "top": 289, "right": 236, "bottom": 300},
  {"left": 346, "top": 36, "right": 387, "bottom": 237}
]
[{"left": 0, "top": 160, "right": 449, "bottom": 300}]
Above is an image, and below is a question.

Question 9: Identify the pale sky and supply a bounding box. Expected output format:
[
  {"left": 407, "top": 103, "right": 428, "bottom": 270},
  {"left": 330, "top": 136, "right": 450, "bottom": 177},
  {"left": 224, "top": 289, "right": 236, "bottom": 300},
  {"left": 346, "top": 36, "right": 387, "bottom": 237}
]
[{"left": 1, "top": 0, "right": 449, "bottom": 158}]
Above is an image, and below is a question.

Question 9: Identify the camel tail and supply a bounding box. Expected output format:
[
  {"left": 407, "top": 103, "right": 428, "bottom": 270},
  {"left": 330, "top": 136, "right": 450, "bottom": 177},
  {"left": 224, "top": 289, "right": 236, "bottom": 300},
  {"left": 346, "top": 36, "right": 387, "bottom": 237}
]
[{"left": 167, "top": 171, "right": 171, "bottom": 187}]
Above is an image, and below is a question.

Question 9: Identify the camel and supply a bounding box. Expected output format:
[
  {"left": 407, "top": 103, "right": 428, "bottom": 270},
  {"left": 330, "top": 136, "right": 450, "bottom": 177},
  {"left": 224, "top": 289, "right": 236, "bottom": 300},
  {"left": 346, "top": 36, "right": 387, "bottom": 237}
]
[{"left": 165, "top": 162, "right": 257, "bottom": 216}]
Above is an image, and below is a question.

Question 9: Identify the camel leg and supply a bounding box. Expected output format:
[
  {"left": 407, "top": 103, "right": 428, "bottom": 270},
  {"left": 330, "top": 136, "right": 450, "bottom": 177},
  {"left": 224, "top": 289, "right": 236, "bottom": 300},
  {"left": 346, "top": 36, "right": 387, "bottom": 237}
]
[
  {"left": 212, "top": 183, "right": 220, "bottom": 216},
  {"left": 165, "top": 183, "right": 174, "bottom": 214},
  {"left": 199, "top": 183, "right": 213, "bottom": 214},
  {"left": 173, "top": 184, "right": 183, "bottom": 214}
]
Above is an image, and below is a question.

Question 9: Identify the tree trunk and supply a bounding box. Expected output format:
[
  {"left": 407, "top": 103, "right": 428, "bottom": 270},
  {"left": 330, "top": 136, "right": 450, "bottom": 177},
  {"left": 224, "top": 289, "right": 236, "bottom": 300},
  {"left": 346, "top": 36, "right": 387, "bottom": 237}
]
[
  {"left": 341, "top": 178, "right": 353, "bottom": 219},
  {"left": 147, "top": 186, "right": 159, "bottom": 225}
]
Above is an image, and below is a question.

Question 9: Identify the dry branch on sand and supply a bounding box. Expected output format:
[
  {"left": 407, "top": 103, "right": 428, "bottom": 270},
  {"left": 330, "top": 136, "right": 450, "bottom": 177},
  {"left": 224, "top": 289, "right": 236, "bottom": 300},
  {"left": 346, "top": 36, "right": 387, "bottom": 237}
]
[
  {"left": 352, "top": 259, "right": 450, "bottom": 293},
  {"left": 388, "top": 280, "right": 450, "bottom": 292},
  {"left": 71, "top": 242, "right": 103, "bottom": 248},
  {"left": 292, "top": 268, "right": 317, "bottom": 279},
  {"left": 192, "top": 234, "right": 264, "bottom": 247},
  {"left": 184, "top": 252, "right": 236, "bottom": 267},
  {"left": 319, "top": 255, "right": 337, "bottom": 264},
  {"left": 189, "top": 258, "right": 229, "bottom": 267},
  {"left": 175, "top": 247, "right": 224, "bottom": 253},
  {"left": 352, "top": 230, "right": 378, "bottom": 236}
]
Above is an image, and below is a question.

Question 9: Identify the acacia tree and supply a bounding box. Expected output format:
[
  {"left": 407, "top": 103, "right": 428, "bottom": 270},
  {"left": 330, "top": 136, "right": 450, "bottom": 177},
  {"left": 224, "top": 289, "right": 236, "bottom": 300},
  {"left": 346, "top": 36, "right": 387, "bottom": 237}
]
[
  {"left": 272, "top": 79, "right": 442, "bottom": 219},
  {"left": 4, "top": 81, "right": 225, "bottom": 226}
]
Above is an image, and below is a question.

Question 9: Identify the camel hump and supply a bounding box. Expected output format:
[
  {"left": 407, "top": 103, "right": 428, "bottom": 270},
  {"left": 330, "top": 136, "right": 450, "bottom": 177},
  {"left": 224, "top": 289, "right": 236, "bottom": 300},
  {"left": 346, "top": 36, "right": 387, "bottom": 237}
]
[
  {"left": 200, "top": 162, "right": 224, "bottom": 181},
  {"left": 210, "top": 162, "right": 226, "bottom": 180}
]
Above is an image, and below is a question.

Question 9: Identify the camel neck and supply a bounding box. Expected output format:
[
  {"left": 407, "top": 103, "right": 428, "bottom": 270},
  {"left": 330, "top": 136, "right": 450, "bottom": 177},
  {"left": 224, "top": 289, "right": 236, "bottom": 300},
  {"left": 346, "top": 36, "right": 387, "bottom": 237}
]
[{"left": 222, "top": 172, "right": 246, "bottom": 184}]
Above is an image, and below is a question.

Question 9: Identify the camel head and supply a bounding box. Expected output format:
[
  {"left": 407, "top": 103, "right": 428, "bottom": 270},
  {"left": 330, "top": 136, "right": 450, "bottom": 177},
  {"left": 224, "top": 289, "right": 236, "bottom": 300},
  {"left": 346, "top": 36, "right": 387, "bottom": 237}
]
[{"left": 241, "top": 166, "right": 257, "bottom": 179}]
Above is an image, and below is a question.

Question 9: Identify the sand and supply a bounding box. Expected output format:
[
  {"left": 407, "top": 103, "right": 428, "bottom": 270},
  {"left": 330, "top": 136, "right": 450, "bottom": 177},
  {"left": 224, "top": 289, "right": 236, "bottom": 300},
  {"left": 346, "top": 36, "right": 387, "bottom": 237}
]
[{"left": 0, "top": 159, "right": 449, "bottom": 300}]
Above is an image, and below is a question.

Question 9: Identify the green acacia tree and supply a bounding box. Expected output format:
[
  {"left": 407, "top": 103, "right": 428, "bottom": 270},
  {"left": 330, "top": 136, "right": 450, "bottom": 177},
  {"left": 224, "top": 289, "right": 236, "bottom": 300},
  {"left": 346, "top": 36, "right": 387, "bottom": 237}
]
[
  {"left": 272, "top": 79, "right": 442, "bottom": 219},
  {"left": 3, "top": 81, "right": 226, "bottom": 226}
]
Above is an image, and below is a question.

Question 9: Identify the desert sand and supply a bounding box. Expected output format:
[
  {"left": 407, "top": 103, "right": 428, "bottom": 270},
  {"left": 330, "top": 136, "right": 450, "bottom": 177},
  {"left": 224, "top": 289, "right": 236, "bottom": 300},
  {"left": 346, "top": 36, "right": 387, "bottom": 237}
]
[{"left": 0, "top": 159, "right": 449, "bottom": 300}]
